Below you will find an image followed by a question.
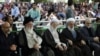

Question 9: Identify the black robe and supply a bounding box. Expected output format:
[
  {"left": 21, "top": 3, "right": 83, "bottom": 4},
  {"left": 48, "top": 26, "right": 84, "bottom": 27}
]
[
  {"left": 60, "top": 27, "right": 92, "bottom": 56},
  {"left": 42, "top": 29, "right": 67, "bottom": 56},
  {"left": 60, "top": 28, "right": 83, "bottom": 46},
  {"left": 17, "top": 29, "right": 42, "bottom": 56}
]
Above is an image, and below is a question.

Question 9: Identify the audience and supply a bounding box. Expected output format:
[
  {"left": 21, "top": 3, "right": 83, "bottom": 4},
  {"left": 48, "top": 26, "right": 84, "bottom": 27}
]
[{"left": 26, "top": 3, "right": 41, "bottom": 21}]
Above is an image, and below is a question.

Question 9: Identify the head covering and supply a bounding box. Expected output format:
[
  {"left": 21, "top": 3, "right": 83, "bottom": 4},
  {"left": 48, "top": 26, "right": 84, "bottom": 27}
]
[
  {"left": 51, "top": 18, "right": 60, "bottom": 24},
  {"left": 23, "top": 17, "right": 33, "bottom": 25},
  {"left": 66, "top": 18, "right": 75, "bottom": 23}
]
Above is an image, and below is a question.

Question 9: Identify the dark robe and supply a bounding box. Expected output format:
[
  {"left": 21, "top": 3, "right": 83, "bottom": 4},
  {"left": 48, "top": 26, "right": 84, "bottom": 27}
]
[
  {"left": 0, "top": 28, "right": 17, "bottom": 56},
  {"left": 60, "top": 27, "right": 92, "bottom": 56},
  {"left": 42, "top": 29, "right": 68, "bottom": 56},
  {"left": 60, "top": 28, "right": 83, "bottom": 45},
  {"left": 17, "top": 29, "right": 42, "bottom": 56}
]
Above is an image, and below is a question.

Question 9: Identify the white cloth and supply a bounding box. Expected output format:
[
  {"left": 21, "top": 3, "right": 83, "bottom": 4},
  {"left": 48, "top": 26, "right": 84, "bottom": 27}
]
[
  {"left": 48, "top": 25, "right": 66, "bottom": 46},
  {"left": 24, "top": 29, "right": 42, "bottom": 48},
  {"left": 67, "top": 18, "right": 75, "bottom": 23}
]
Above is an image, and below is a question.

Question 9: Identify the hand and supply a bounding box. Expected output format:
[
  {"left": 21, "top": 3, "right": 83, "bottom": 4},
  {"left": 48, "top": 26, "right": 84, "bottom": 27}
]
[
  {"left": 93, "top": 37, "right": 99, "bottom": 42},
  {"left": 68, "top": 39, "right": 73, "bottom": 45},
  {"left": 63, "top": 46, "right": 67, "bottom": 50},
  {"left": 81, "top": 40, "right": 86, "bottom": 45},
  {"left": 61, "top": 44, "right": 67, "bottom": 50},
  {"left": 33, "top": 44, "right": 40, "bottom": 51},
  {"left": 58, "top": 45, "right": 64, "bottom": 51},
  {"left": 10, "top": 44, "right": 17, "bottom": 51}
]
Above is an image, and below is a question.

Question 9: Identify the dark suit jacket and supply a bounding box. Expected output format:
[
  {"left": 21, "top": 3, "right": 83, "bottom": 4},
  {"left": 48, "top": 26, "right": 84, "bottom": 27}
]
[
  {"left": 60, "top": 28, "right": 84, "bottom": 46},
  {"left": 0, "top": 28, "right": 16, "bottom": 56},
  {"left": 79, "top": 26, "right": 95, "bottom": 42}
]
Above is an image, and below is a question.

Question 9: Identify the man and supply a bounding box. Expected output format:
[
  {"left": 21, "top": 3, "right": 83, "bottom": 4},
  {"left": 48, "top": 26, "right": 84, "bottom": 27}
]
[
  {"left": 4, "top": 15, "right": 17, "bottom": 31},
  {"left": 0, "top": 9, "right": 4, "bottom": 20},
  {"left": 0, "top": 22, "right": 17, "bottom": 56},
  {"left": 79, "top": 19, "right": 100, "bottom": 55},
  {"left": 11, "top": 4, "right": 20, "bottom": 18},
  {"left": 17, "top": 17, "right": 43, "bottom": 56},
  {"left": 26, "top": 3, "right": 41, "bottom": 21},
  {"left": 42, "top": 18, "right": 67, "bottom": 56},
  {"left": 60, "top": 18, "right": 92, "bottom": 56},
  {"left": 66, "top": 0, "right": 75, "bottom": 19}
]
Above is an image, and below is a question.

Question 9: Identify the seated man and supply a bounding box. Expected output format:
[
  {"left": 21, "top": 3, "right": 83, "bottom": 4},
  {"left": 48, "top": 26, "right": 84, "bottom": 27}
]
[
  {"left": 60, "top": 18, "right": 92, "bottom": 56},
  {"left": 0, "top": 22, "right": 17, "bottom": 56},
  {"left": 4, "top": 15, "right": 17, "bottom": 31},
  {"left": 79, "top": 19, "right": 100, "bottom": 55},
  {"left": 17, "top": 17, "right": 43, "bottom": 56},
  {"left": 42, "top": 18, "right": 67, "bottom": 56}
]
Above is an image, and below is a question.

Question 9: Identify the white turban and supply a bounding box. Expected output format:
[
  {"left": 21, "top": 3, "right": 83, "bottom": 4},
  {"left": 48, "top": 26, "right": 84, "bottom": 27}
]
[
  {"left": 51, "top": 18, "right": 60, "bottom": 24},
  {"left": 66, "top": 18, "right": 75, "bottom": 23}
]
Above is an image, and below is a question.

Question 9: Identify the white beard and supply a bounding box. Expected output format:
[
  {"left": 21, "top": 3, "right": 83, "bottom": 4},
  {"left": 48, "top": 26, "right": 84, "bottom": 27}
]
[
  {"left": 25, "top": 27, "right": 33, "bottom": 34},
  {"left": 68, "top": 26, "right": 74, "bottom": 31}
]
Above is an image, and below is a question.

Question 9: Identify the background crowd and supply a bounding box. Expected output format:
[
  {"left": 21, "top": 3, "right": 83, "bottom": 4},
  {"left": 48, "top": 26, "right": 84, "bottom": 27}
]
[{"left": 0, "top": 0, "right": 100, "bottom": 56}]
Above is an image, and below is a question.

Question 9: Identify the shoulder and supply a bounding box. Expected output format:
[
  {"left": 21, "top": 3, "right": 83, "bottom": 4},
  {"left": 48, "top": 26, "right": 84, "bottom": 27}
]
[
  {"left": 44, "top": 29, "right": 50, "bottom": 33},
  {"left": 18, "top": 29, "right": 25, "bottom": 35},
  {"left": 62, "top": 28, "right": 68, "bottom": 32}
]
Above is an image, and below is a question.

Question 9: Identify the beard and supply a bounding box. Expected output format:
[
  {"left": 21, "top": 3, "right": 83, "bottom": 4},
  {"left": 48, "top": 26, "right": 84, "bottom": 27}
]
[
  {"left": 68, "top": 26, "right": 74, "bottom": 31},
  {"left": 6, "top": 28, "right": 12, "bottom": 34},
  {"left": 25, "top": 27, "right": 33, "bottom": 34}
]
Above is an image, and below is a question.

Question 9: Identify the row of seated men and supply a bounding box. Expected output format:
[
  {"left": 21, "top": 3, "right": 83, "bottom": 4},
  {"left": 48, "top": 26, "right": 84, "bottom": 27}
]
[{"left": 0, "top": 16, "right": 100, "bottom": 56}]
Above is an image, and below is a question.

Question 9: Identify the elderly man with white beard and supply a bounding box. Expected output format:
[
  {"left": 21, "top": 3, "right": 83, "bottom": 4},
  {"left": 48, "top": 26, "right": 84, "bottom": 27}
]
[
  {"left": 42, "top": 18, "right": 68, "bottom": 56},
  {"left": 17, "top": 17, "right": 43, "bottom": 56},
  {"left": 60, "top": 18, "right": 92, "bottom": 56}
]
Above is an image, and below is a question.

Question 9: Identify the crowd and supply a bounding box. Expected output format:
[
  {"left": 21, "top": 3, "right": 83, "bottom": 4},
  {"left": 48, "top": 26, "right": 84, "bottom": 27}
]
[{"left": 0, "top": 0, "right": 100, "bottom": 56}]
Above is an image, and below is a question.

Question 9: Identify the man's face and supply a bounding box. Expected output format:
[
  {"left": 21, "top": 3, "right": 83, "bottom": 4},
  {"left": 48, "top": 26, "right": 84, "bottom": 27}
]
[
  {"left": 2, "top": 22, "right": 11, "bottom": 34},
  {"left": 25, "top": 21, "right": 33, "bottom": 29},
  {"left": 85, "top": 20, "right": 92, "bottom": 28},
  {"left": 32, "top": 4, "right": 37, "bottom": 9},
  {"left": 25, "top": 21, "right": 33, "bottom": 33},
  {"left": 52, "top": 22, "right": 59, "bottom": 29},
  {"left": 68, "top": 21, "right": 75, "bottom": 29},
  {"left": 8, "top": 16, "right": 13, "bottom": 24}
]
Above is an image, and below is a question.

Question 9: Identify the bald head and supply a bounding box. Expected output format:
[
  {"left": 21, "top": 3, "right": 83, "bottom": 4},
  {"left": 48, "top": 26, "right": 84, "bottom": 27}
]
[{"left": 1, "top": 22, "right": 11, "bottom": 34}]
